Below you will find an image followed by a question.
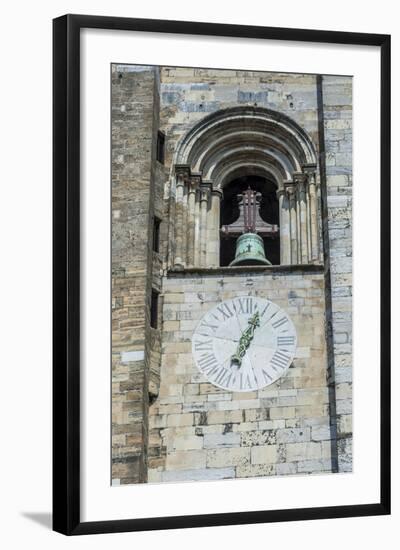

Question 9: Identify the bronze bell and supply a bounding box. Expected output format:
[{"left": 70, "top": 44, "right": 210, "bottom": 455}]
[{"left": 230, "top": 232, "right": 271, "bottom": 266}]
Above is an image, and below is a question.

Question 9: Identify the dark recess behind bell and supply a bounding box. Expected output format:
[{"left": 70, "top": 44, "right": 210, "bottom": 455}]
[{"left": 220, "top": 175, "right": 280, "bottom": 266}]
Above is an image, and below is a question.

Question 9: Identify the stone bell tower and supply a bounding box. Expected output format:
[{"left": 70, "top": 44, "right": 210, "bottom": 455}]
[{"left": 112, "top": 65, "right": 353, "bottom": 485}]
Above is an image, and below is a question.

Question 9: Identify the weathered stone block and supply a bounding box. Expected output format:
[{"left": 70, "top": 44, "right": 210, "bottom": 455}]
[
  {"left": 172, "top": 435, "right": 204, "bottom": 451},
  {"left": 166, "top": 413, "right": 194, "bottom": 427},
  {"left": 165, "top": 450, "right": 206, "bottom": 470},
  {"left": 276, "top": 462, "right": 297, "bottom": 476},
  {"left": 161, "top": 467, "right": 235, "bottom": 482},
  {"left": 276, "top": 427, "right": 310, "bottom": 444},
  {"left": 203, "top": 433, "right": 241, "bottom": 448},
  {"left": 286, "top": 442, "right": 322, "bottom": 462},
  {"left": 206, "top": 447, "right": 250, "bottom": 467},
  {"left": 297, "top": 459, "right": 332, "bottom": 473},
  {"left": 241, "top": 430, "right": 277, "bottom": 447},
  {"left": 207, "top": 410, "right": 243, "bottom": 424},
  {"left": 236, "top": 463, "right": 275, "bottom": 478},
  {"left": 311, "top": 425, "right": 332, "bottom": 441},
  {"left": 251, "top": 445, "right": 278, "bottom": 464}
]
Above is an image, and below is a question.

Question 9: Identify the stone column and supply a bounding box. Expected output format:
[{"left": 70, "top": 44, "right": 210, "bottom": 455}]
[
  {"left": 187, "top": 175, "right": 200, "bottom": 267},
  {"left": 285, "top": 182, "right": 298, "bottom": 265},
  {"left": 317, "top": 181, "right": 324, "bottom": 264},
  {"left": 199, "top": 184, "right": 210, "bottom": 267},
  {"left": 306, "top": 182, "right": 312, "bottom": 260},
  {"left": 295, "top": 185, "right": 302, "bottom": 264},
  {"left": 182, "top": 185, "right": 188, "bottom": 266},
  {"left": 295, "top": 172, "right": 309, "bottom": 264},
  {"left": 207, "top": 187, "right": 223, "bottom": 267},
  {"left": 174, "top": 175, "right": 184, "bottom": 267},
  {"left": 194, "top": 190, "right": 201, "bottom": 267},
  {"left": 277, "top": 188, "right": 290, "bottom": 265},
  {"left": 308, "top": 171, "right": 319, "bottom": 262},
  {"left": 174, "top": 166, "right": 190, "bottom": 269},
  {"left": 167, "top": 176, "right": 176, "bottom": 269}
]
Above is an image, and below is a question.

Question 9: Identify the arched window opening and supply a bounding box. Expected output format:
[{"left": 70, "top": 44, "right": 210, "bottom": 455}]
[
  {"left": 170, "top": 107, "right": 320, "bottom": 270},
  {"left": 220, "top": 175, "right": 280, "bottom": 267}
]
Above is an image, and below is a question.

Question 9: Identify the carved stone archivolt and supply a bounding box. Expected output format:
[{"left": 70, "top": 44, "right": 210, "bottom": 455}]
[{"left": 168, "top": 107, "right": 321, "bottom": 268}]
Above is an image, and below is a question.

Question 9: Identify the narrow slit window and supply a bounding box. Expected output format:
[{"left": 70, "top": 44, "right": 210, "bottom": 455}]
[
  {"left": 153, "top": 217, "right": 161, "bottom": 253},
  {"left": 156, "top": 131, "right": 165, "bottom": 164},
  {"left": 150, "top": 290, "right": 159, "bottom": 329}
]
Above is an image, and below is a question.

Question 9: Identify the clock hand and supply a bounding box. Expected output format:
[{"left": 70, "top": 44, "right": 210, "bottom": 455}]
[{"left": 231, "top": 311, "right": 260, "bottom": 367}]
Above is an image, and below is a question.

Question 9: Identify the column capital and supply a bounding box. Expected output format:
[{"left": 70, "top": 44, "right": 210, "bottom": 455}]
[
  {"left": 284, "top": 180, "right": 296, "bottom": 198},
  {"left": 302, "top": 164, "right": 317, "bottom": 187},
  {"left": 199, "top": 182, "right": 212, "bottom": 203},
  {"left": 293, "top": 171, "right": 308, "bottom": 183},
  {"left": 189, "top": 172, "right": 202, "bottom": 193},
  {"left": 211, "top": 185, "right": 223, "bottom": 200},
  {"left": 175, "top": 164, "right": 191, "bottom": 184},
  {"left": 293, "top": 171, "right": 308, "bottom": 192}
]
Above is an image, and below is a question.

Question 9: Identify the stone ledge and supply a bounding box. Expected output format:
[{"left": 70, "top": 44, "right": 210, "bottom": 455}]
[{"left": 167, "top": 264, "right": 324, "bottom": 277}]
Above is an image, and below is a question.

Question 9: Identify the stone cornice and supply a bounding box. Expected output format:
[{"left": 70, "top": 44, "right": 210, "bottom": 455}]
[{"left": 167, "top": 263, "right": 324, "bottom": 277}]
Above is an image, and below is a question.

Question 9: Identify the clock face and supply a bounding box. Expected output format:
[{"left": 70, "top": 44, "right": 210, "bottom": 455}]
[{"left": 192, "top": 296, "right": 297, "bottom": 392}]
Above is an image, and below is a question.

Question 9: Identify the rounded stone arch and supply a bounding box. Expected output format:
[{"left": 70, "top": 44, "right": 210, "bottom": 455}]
[
  {"left": 173, "top": 105, "right": 317, "bottom": 189},
  {"left": 170, "top": 106, "right": 320, "bottom": 269}
]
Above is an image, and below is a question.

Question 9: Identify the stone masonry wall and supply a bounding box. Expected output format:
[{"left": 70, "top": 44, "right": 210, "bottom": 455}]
[
  {"left": 321, "top": 76, "right": 353, "bottom": 472},
  {"left": 160, "top": 68, "right": 320, "bottom": 169},
  {"left": 148, "top": 268, "right": 333, "bottom": 482},
  {"left": 111, "top": 65, "right": 160, "bottom": 485}
]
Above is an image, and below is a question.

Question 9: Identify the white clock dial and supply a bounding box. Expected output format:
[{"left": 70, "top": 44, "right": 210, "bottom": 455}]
[{"left": 192, "top": 296, "right": 297, "bottom": 392}]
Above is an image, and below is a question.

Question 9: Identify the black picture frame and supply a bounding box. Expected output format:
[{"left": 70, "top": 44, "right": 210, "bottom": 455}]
[{"left": 53, "top": 14, "right": 391, "bottom": 535}]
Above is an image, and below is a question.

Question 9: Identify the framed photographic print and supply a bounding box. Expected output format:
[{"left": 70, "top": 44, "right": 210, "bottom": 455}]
[{"left": 53, "top": 14, "right": 391, "bottom": 535}]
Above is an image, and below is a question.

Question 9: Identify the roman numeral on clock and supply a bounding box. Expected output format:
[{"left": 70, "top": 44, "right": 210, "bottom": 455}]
[
  {"left": 260, "top": 368, "right": 273, "bottom": 384},
  {"left": 260, "top": 303, "right": 271, "bottom": 317},
  {"left": 277, "top": 335, "right": 295, "bottom": 347},
  {"left": 194, "top": 339, "right": 213, "bottom": 351},
  {"left": 271, "top": 316, "right": 288, "bottom": 329},
  {"left": 198, "top": 353, "right": 219, "bottom": 372},
  {"left": 270, "top": 350, "right": 291, "bottom": 371},
  {"left": 235, "top": 297, "right": 254, "bottom": 315},
  {"left": 238, "top": 373, "right": 253, "bottom": 390},
  {"left": 214, "top": 367, "right": 233, "bottom": 388},
  {"left": 216, "top": 302, "right": 234, "bottom": 320},
  {"left": 199, "top": 319, "right": 218, "bottom": 336}
]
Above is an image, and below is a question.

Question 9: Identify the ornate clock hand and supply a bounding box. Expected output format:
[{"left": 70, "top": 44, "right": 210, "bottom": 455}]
[{"left": 231, "top": 311, "right": 260, "bottom": 367}]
